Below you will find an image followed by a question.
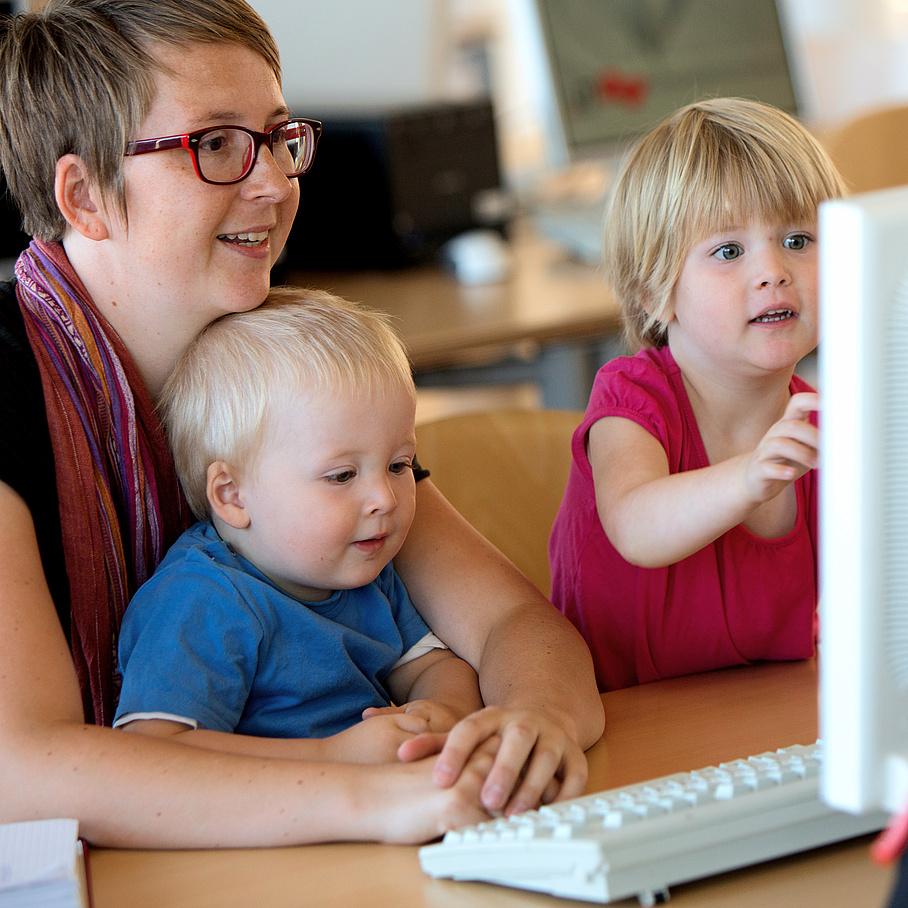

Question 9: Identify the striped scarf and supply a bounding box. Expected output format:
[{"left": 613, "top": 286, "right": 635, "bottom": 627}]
[{"left": 15, "top": 239, "right": 190, "bottom": 725}]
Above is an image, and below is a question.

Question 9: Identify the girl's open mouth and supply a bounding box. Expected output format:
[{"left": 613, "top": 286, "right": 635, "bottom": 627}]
[{"left": 751, "top": 308, "right": 794, "bottom": 323}]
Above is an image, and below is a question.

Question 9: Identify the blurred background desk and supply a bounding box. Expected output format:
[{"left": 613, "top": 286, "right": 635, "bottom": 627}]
[
  {"left": 88, "top": 659, "right": 896, "bottom": 908},
  {"left": 287, "top": 221, "right": 622, "bottom": 414}
]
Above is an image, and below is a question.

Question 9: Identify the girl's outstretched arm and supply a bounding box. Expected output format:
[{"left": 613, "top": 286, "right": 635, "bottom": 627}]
[{"left": 590, "top": 393, "right": 820, "bottom": 568}]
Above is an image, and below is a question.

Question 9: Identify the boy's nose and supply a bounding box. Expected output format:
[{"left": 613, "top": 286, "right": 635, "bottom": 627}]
[{"left": 367, "top": 478, "right": 397, "bottom": 514}]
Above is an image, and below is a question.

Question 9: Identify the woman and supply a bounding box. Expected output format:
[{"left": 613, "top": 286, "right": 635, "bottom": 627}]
[{"left": 0, "top": 0, "right": 602, "bottom": 846}]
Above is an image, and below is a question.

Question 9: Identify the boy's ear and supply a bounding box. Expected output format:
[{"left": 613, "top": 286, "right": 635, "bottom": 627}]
[
  {"left": 54, "top": 153, "right": 111, "bottom": 241},
  {"left": 207, "top": 461, "right": 250, "bottom": 529}
]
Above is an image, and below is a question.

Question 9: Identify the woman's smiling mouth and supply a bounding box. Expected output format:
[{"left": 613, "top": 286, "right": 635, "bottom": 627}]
[{"left": 219, "top": 231, "right": 268, "bottom": 247}]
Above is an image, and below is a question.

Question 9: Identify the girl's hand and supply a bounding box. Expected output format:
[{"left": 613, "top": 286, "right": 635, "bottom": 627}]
[{"left": 743, "top": 392, "right": 820, "bottom": 504}]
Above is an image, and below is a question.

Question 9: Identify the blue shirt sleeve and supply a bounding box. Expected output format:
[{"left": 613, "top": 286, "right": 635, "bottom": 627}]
[{"left": 115, "top": 559, "right": 265, "bottom": 732}]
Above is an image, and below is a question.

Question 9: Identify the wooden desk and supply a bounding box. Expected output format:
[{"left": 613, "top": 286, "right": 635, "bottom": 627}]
[
  {"left": 88, "top": 660, "right": 896, "bottom": 908},
  {"left": 288, "top": 222, "right": 622, "bottom": 410}
]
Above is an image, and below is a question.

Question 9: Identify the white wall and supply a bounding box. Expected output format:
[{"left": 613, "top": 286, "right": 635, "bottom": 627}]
[
  {"left": 246, "top": 0, "right": 454, "bottom": 110},
  {"left": 781, "top": 0, "right": 908, "bottom": 127},
  {"left": 246, "top": 1, "right": 908, "bottom": 177}
]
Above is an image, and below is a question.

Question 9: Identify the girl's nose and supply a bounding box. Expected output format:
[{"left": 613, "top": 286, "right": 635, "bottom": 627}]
[{"left": 757, "top": 247, "right": 792, "bottom": 288}]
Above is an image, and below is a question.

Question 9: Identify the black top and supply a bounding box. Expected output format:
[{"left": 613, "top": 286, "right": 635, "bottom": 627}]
[{"left": 0, "top": 279, "right": 70, "bottom": 633}]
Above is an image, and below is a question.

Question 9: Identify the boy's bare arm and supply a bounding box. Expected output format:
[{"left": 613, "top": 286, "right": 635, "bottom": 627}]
[{"left": 385, "top": 647, "right": 484, "bottom": 723}]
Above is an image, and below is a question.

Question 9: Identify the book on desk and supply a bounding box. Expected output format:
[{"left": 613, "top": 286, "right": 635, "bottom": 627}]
[{"left": 0, "top": 819, "right": 91, "bottom": 908}]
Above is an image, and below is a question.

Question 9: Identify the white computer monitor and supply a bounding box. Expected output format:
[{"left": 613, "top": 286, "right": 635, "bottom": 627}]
[{"left": 819, "top": 184, "right": 908, "bottom": 819}]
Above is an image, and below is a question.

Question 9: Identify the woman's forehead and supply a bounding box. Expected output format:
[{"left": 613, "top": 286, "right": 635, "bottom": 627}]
[{"left": 139, "top": 42, "right": 285, "bottom": 134}]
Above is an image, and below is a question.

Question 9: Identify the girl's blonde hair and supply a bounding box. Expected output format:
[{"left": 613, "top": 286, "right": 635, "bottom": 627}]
[
  {"left": 159, "top": 286, "right": 416, "bottom": 520},
  {"left": 604, "top": 97, "right": 847, "bottom": 352}
]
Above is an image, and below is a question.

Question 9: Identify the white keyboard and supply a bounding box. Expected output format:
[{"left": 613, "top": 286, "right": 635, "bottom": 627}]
[{"left": 419, "top": 742, "right": 889, "bottom": 906}]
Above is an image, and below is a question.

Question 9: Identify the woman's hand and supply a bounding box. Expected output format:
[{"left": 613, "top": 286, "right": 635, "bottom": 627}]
[{"left": 397, "top": 705, "right": 589, "bottom": 816}]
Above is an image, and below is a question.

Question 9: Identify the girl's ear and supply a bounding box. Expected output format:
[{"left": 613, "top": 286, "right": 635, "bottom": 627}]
[
  {"left": 643, "top": 292, "right": 675, "bottom": 325},
  {"left": 54, "top": 153, "right": 111, "bottom": 241},
  {"left": 207, "top": 461, "right": 250, "bottom": 529}
]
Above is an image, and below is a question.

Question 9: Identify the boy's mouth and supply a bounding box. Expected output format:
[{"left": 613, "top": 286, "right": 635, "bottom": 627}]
[{"left": 751, "top": 308, "right": 795, "bottom": 323}]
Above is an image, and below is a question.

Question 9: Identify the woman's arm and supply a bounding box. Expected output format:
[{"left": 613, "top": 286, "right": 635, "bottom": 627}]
[
  {"left": 393, "top": 479, "right": 604, "bottom": 815},
  {"left": 0, "top": 483, "right": 493, "bottom": 847}
]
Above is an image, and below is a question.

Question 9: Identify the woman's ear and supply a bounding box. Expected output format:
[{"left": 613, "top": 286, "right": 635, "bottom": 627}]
[
  {"left": 207, "top": 461, "right": 250, "bottom": 529},
  {"left": 54, "top": 154, "right": 111, "bottom": 241}
]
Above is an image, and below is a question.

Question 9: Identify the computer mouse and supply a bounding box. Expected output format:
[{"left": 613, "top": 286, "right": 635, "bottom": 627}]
[{"left": 439, "top": 229, "right": 513, "bottom": 285}]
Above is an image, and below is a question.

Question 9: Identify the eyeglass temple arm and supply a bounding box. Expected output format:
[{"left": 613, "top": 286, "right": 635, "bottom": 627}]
[{"left": 125, "top": 135, "right": 190, "bottom": 156}]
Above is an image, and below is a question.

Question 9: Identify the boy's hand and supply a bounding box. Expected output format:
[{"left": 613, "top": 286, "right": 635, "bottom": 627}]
[
  {"left": 363, "top": 699, "right": 460, "bottom": 735},
  {"left": 743, "top": 392, "right": 820, "bottom": 504},
  {"left": 397, "top": 705, "right": 589, "bottom": 816},
  {"left": 322, "top": 709, "right": 437, "bottom": 764}
]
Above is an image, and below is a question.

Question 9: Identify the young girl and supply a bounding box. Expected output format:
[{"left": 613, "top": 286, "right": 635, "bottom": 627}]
[{"left": 549, "top": 98, "right": 846, "bottom": 691}]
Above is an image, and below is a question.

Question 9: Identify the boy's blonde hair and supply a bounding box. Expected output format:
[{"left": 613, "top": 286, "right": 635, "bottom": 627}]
[
  {"left": 159, "top": 286, "right": 416, "bottom": 520},
  {"left": 0, "top": 0, "right": 280, "bottom": 241},
  {"left": 604, "top": 97, "right": 847, "bottom": 352}
]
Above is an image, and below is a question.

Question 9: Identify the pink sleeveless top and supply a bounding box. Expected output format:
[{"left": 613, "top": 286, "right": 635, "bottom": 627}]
[{"left": 549, "top": 346, "right": 817, "bottom": 691}]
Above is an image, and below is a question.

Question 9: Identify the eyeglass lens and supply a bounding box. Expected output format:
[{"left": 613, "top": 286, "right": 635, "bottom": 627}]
[{"left": 197, "top": 121, "right": 310, "bottom": 183}]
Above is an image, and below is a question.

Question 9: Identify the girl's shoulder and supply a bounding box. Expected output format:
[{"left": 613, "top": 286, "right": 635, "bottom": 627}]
[
  {"left": 582, "top": 345, "right": 685, "bottom": 453},
  {"left": 593, "top": 345, "right": 680, "bottom": 404}
]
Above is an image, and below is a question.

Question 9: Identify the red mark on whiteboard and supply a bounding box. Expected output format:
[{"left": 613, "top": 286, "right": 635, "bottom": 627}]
[{"left": 596, "top": 71, "right": 649, "bottom": 107}]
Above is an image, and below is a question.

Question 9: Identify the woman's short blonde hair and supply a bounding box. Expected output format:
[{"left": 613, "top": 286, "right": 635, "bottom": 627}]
[
  {"left": 159, "top": 286, "right": 416, "bottom": 520},
  {"left": 603, "top": 97, "right": 847, "bottom": 351}
]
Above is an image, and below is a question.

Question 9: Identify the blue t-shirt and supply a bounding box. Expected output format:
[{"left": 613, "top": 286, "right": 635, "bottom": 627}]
[{"left": 114, "top": 521, "right": 433, "bottom": 738}]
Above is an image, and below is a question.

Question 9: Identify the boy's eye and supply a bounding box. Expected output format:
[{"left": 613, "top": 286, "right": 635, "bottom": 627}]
[
  {"left": 784, "top": 233, "right": 810, "bottom": 251},
  {"left": 328, "top": 470, "right": 356, "bottom": 484},
  {"left": 712, "top": 243, "right": 743, "bottom": 261},
  {"left": 389, "top": 460, "right": 413, "bottom": 475}
]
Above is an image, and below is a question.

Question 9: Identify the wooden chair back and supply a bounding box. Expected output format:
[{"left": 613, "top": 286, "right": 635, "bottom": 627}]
[
  {"left": 415, "top": 408, "right": 582, "bottom": 595},
  {"left": 824, "top": 104, "right": 908, "bottom": 195}
]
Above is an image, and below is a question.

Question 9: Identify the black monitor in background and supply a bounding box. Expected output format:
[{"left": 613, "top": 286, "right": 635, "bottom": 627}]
[{"left": 532, "top": 0, "right": 801, "bottom": 167}]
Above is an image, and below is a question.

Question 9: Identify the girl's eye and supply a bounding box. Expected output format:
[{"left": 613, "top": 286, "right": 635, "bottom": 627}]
[
  {"left": 712, "top": 243, "right": 743, "bottom": 261},
  {"left": 389, "top": 461, "right": 413, "bottom": 476},
  {"left": 328, "top": 470, "right": 356, "bottom": 484},
  {"left": 784, "top": 233, "right": 811, "bottom": 251}
]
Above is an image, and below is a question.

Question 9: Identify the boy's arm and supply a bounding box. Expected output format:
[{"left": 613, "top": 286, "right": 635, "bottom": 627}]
[
  {"left": 590, "top": 394, "right": 820, "bottom": 568},
  {"left": 120, "top": 649, "right": 483, "bottom": 762},
  {"left": 384, "top": 647, "right": 484, "bottom": 725},
  {"left": 119, "top": 709, "right": 446, "bottom": 765}
]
